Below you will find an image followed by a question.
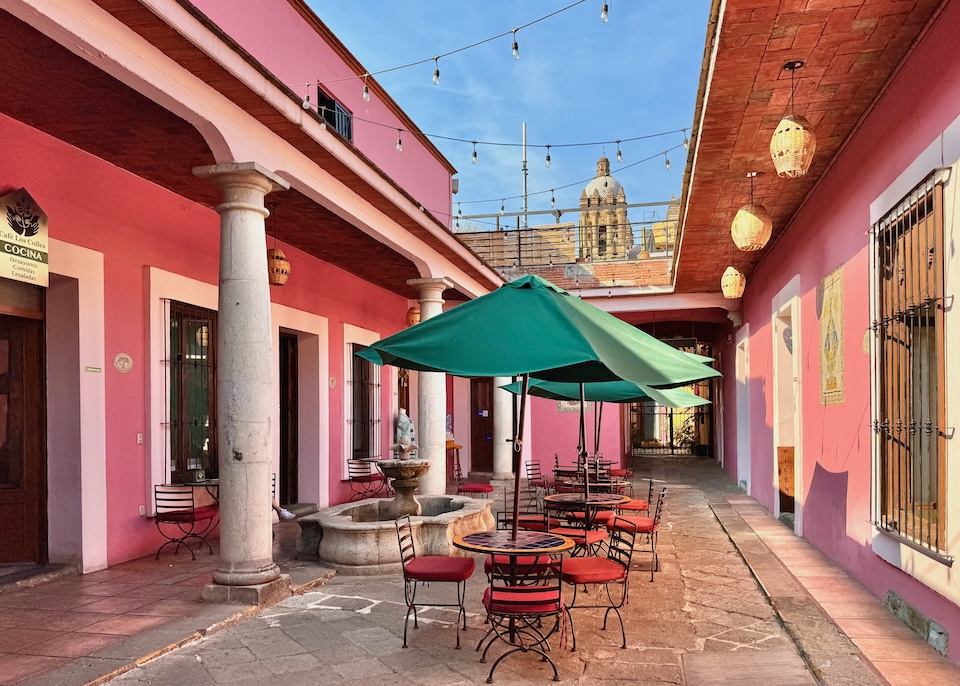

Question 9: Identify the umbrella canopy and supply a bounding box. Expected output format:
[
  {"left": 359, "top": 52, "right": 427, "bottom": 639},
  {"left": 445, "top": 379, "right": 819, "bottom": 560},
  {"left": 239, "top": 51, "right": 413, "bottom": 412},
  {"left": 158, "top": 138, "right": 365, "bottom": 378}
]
[
  {"left": 499, "top": 379, "right": 711, "bottom": 408},
  {"left": 357, "top": 275, "right": 720, "bottom": 388}
]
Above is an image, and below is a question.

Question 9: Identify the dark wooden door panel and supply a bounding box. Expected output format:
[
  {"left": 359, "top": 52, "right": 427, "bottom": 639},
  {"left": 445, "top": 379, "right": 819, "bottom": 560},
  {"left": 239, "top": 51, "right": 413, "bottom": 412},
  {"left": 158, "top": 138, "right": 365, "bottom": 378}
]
[{"left": 470, "top": 378, "right": 494, "bottom": 472}]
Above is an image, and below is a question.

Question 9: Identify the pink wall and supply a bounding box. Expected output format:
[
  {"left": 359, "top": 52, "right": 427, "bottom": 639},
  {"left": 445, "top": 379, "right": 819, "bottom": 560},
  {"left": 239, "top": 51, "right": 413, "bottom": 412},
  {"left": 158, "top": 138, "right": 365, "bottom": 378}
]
[
  {"left": 720, "top": 2, "right": 960, "bottom": 656},
  {"left": 529, "top": 397, "right": 624, "bottom": 471},
  {"left": 2, "top": 113, "right": 408, "bottom": 564},
  {"left": 191, "top": 0, "right": 454, "bottom": 223}
]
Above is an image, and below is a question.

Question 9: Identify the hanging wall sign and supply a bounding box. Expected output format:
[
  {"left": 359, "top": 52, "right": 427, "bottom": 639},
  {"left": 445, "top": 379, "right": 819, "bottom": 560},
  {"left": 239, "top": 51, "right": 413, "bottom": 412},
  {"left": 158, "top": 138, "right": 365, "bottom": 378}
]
[{"left": 0, "top": 188, "right": 49, "bottom": 287}]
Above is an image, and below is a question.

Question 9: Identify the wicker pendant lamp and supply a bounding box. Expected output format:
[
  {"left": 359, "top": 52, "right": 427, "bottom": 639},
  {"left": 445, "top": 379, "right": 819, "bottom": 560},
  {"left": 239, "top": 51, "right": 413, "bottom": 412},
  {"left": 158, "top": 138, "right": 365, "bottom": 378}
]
[
  {"left": 266, "top": 203, "right": 290, "bottom": 286},
  {"left": 721, "top": 266, "right": 746, "bottom": 299},
  {"left": 731, "top": 171, "right": 772, "bottom": 251},
  {"left": 770, "top": 61, "right": 816, "bottom": 178}
]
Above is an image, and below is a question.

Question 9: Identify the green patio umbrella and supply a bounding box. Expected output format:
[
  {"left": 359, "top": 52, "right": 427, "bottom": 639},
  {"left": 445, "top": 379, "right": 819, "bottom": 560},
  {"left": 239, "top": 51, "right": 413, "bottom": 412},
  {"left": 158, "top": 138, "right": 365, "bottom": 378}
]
[
  {"left": 358, "top": 275, "right": 720, "bottom": 388},
  {"left": 356, "top": 275, "right": 721, "bottom": 537},
  {"left": 498, "top": 379, "right": 711, "bottom": 408}
]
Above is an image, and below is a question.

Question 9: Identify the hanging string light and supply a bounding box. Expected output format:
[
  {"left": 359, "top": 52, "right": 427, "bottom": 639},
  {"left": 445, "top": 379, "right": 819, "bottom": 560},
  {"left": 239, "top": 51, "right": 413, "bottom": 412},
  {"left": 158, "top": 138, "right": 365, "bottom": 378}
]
[
  {"left": 663, "top": 152, "right": 671, "bottom": 171},
  {"left": 600, "top": 2, "right": 609, "bottom": 22},
  {"left": 682, "top": 128, "right": 690, "bottom": 151},
  {"left": 457, "top": 202, "right": 463, "bottom": 219},
  {"left": 432, "top": 57, "right": 440, "bottom": 86},
  {"left": 731, "top": 171, "right": 772, "bottom": 251},
  {"left": 511, "top": 29, "right": 520, "bottom": 60},
  {"left": 362, "top": 74, "right": 370, "bottom": 102},
  {"left": 471, "top": 141, "right": 478, "bottom": 164},
  {"left": 616, "top": 140, "right": 623, "bottom": 162},
  {"left": 396, "top": 129, "right": 403, "bottom": 152},
  {"left": 301, "top": 85, "right": 311, "bottom": 110},
  {"left": 770, "top": 60, "right": 816, "bottom": 178},
  {"left": 545, "top": 145, "right": 552, "bottom": 168},
  {"left": 500, "top": 199, "right": 505, "bottom": 215},
  {"left": 550, "top": 190, "right": 556, "bottom": 208}
]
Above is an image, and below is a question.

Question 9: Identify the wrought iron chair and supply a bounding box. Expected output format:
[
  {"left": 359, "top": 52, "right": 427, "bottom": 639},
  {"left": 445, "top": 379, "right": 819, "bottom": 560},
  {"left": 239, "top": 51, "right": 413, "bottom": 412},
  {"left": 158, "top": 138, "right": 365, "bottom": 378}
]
[
  {"left": 153, "top": 485, "right": 218, "bottom": 560},
  {"left": 562, "top": 516, "right": 638, "bottom": 650},
  {"left": 395, "top": 515, "right": 475, "bottom": 649},
  {"left": 618, "top": 477, "right": 655, "bottom": 516},
  {"left": 479, "top": 554, "right": 566, "bottom": 682},
  {"left": 454, "top": 453, "right": 494, "bottom": 498},
  {"left": 347, "top": 459, "right": 388, "bottom": 501},
  {"left": 525, "top": 459, "right": 551, "bottom": 496},
  {"left": 608, "top": 486, "right": 667, "bottom": 581}
]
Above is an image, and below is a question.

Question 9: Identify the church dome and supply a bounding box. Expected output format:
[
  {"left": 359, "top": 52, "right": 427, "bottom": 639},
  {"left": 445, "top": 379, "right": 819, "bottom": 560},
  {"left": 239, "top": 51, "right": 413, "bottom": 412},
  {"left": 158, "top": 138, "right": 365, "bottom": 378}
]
[{"left": 582, "top": 156, "right": 623, "bottom": 201}]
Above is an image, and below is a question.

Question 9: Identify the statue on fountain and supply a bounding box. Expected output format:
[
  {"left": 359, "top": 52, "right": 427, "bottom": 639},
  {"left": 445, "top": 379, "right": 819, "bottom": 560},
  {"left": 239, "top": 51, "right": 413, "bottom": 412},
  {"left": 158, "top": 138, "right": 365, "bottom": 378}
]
[{"left": 393, "top": 408, "right": 418, "bottom": 460}]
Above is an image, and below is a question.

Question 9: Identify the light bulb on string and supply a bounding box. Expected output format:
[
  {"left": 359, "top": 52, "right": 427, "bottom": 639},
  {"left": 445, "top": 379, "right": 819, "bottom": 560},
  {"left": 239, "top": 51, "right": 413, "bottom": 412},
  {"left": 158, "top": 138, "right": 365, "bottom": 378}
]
[
  {"left": 396, "top": 129, "right": 403, "bottom": 153},
  {"left": 301, "top": 85, "right": 311, "bottom": 110},
  {"left": 500, "top": 199, "right": 505, "bottom": 215},
  {"left": 682, "top": 128, "right": 690, "bottom": 151},
  {"left": 600, "top": 2, "right": 609, "bottom": 22},
  {"left": 432, "top": 57, "right": 440, "bottom": 86},
  {"left": 457, "top": 203, "right": 463, "bottom": 219},
  {"left": 664, "top": 152, "right": 671, "bottom": 171},
  {"left": 545, "top": 145, "right": 551, "bottom": 168},
  {"left": 616, "top": 140, "right": 623, "bottom": 162},
  {"left": 511, "top": 29, "right": 519, "bottom": 60},
  {"left": 362, "top": 74, "right": 370, "bottom": 102},
  {"left": 471, "top": 141, "right": 478, "bottom": 165},
  {"left": 550, "top": 190, "right": 556, "bottom": 208}
]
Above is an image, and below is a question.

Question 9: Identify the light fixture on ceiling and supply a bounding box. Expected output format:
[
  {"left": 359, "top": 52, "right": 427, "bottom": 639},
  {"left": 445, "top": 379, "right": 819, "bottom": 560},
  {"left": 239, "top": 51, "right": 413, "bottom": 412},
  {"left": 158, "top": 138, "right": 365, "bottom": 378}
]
[
  {"left": 721, "top": 266, "right": 746, "bottom": 299},
  {"left": 266, "top": 203, "right": 290, "bottom": 286},
  {"left": 405, "top": 305, "right": 421, "bottom": 327},
  {"left": 731, "top": 171, "right": 772, "bottom": 251},
  {"left": 770, "top": 60, "right": 816, "bottom": 178}
]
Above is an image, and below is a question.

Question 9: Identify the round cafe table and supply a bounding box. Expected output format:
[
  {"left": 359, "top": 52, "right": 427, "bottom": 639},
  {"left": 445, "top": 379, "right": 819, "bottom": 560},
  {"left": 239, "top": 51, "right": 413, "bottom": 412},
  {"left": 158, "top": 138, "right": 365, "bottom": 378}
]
[
  {"left": 453, "top": 530, "right": 573, "bottom": 682},
  {"left": 544, "top": 491, "right": 630, "bottom": 531},
  {"left": 452, "top": 530, "right": 573, "bottom": 556}
]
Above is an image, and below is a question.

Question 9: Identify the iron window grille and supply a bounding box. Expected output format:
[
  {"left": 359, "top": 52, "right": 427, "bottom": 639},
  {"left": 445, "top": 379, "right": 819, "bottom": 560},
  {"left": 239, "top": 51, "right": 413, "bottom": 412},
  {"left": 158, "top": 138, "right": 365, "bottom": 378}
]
[
  {"left": 316, "top": 88, "right": 353, "bottom": 141},
  {"left": 871, "top": 170, "right": 947, "bottom": 554},
  {"left": 348, "top": 343, "right": 381, "bottom": 462},
  {"left": 163, "top": 300, "right": 218, "bottom": 484}
]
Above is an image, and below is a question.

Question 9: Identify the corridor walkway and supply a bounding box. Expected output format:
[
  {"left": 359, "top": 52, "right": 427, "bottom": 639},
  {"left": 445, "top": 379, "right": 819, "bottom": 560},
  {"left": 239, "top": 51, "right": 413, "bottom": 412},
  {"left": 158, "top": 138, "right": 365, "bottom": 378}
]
[{"left": 4, "top": 456, "right": 957, "bottom": 685}]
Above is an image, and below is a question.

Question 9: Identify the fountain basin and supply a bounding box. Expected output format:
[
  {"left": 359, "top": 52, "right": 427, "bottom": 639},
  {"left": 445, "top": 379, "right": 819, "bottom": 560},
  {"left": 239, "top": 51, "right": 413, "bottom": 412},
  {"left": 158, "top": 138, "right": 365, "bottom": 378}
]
[{"left": 297, "top": 495, "right": 494, "bottom": 575}]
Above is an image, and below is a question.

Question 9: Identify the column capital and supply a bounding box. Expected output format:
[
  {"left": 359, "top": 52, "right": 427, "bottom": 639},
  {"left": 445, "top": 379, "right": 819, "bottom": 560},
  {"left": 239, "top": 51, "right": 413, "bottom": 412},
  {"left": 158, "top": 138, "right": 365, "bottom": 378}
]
[
  {"left": 407, "top": 277, "right": 454, "bottom": 298},
  {"left": 193, "top": 162, "right": 290, "bottom": 194}
]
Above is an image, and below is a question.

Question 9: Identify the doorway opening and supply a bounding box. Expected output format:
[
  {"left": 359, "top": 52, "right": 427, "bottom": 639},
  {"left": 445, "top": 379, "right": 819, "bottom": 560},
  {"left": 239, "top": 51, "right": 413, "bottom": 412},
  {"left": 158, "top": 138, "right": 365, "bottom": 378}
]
[
  {"left": 279, "top": 332, "right": 299, "bottom": 506},
  {"left": 470, "top": 378, "right": 494, "bottom": 473},
  {"left": 773, "top": 297, "right": 802, "bottom": 533}
]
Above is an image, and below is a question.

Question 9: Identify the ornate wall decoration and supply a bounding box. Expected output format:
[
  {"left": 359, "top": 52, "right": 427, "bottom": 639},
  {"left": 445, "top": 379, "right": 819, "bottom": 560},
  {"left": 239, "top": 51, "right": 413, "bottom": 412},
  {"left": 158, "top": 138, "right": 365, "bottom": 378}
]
[{"left": 818, "top": 265, "right": 845, "bottom": 405}]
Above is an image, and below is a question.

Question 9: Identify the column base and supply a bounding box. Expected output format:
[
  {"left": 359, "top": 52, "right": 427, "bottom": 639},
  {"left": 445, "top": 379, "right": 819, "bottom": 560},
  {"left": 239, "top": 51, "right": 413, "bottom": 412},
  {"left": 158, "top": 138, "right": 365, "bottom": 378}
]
[{"left": 202, "top": 573, "right": 292, "bottom": 606}]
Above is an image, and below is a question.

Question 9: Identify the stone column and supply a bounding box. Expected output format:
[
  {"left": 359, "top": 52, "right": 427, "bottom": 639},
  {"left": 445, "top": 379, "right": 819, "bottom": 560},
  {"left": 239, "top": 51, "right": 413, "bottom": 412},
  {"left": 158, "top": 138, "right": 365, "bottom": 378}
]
[
  {"left": 408, "top": 277, "right": 453, "bottom": 496},
  {"left": 492, "top": 377, "right": 514, "bottom": 481},
  {"left": 194, "top": 163, "right": 290, "bottom": 605}
]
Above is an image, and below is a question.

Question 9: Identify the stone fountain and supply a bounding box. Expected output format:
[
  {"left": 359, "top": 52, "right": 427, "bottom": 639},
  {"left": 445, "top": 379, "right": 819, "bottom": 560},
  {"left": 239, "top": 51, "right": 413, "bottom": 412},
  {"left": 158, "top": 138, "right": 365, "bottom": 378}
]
[{"left": 296, "top": 414, "right": 494, "bottom": 574}]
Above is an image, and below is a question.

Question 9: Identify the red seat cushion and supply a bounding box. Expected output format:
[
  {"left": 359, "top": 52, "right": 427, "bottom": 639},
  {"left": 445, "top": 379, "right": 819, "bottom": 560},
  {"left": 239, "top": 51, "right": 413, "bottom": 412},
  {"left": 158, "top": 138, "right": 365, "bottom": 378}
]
[
  {"left": 484, "top": 554, "right": 552, "bottom": 575},
  {"left": 458, "top": 483, "right": 494, "bottom": 493},
  {"left": 404, "top": 555, "right": 475, "bottom": 582},
  {"left": 566, "top": 510, "right": 616, "bottom": 526},
  {"left": 607, "top": 516, "right": 657, "bottom": 534},
  {"left": 516, "top": 516, "right": 563, "bottom": 532},
  {"left": 608, "top": 469, "right": 630, "bottom": 477},
  {"left": 482, "top": 587, "right": 564, "bottom": 615},
  {"left": 561, "top": 557, "right": 627, "bottom": 584},
  {"left": 618, "top": 499, "right": 648, "bottom": 512},
  {"left": 157, "top": 505, "right": 218, "bottom": 523},
  {"left": 548, "top": 527, "right": 608, "bottom": 546}
]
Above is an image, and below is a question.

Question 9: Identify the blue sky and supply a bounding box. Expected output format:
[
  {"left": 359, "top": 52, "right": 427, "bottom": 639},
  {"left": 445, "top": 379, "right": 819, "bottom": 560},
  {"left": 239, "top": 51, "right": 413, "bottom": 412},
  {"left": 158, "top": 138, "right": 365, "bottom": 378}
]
[{"left": 310, "top": 1, "right": 712, "bottom": 229}]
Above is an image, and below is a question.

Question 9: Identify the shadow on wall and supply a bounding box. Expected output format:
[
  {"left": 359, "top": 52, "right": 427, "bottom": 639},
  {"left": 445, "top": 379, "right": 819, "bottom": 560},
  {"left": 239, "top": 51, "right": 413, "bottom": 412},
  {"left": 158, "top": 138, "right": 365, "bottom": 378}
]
[{"left": 807, "top": 462, "right": 849, "bottom": 548}]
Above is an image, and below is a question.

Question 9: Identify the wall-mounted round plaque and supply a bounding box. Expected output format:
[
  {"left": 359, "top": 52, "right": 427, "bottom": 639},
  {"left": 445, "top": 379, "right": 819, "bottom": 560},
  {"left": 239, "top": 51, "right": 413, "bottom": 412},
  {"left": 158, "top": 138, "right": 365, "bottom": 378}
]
[{"left": 114, "top": 352, "right": 133, "bottom": 373}]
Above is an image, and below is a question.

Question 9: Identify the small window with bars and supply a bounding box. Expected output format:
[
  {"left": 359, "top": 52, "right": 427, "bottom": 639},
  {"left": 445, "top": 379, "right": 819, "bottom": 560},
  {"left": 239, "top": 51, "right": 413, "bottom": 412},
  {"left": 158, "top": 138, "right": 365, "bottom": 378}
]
[
  {"left": 316, "top": 88, "right": 353, "bottom": 141},
  {"left": 348, "top": 343, "right": 381, "bottom": 461},
  {"left": 164, "top": 300, "right": 218, "bottom": 483},
  {"left": 872, "top": 170, "right": 946, "bottom": 553}
]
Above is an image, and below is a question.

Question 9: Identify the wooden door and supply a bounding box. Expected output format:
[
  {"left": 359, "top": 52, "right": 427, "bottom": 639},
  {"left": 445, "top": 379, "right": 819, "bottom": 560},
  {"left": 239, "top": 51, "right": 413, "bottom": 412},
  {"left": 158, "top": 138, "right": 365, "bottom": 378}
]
[
  {"left": 278, "top": 333, "right": 298, "bottom": 505},
  {"left": 777, "top": 446, "right": 795, "bottom": 514},
  {"left": 470, "top": 378, "right": 494, "bottom": 472},
  {"left": 0, "top": 314, "right": 46, "bottom": 563}
]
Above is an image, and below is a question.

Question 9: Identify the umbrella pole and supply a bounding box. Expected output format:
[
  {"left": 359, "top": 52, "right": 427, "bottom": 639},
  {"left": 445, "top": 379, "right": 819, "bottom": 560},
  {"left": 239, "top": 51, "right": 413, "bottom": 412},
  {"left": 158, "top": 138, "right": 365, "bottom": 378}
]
[
  {"left": 511, "top": 373, "right": 530, "bottom": 541},
  {"left": 578, "top": 383, "right": 587, "bottom": 466},
  {"left": 593, "top": 400, "right": 603, "bottom": 456}
]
